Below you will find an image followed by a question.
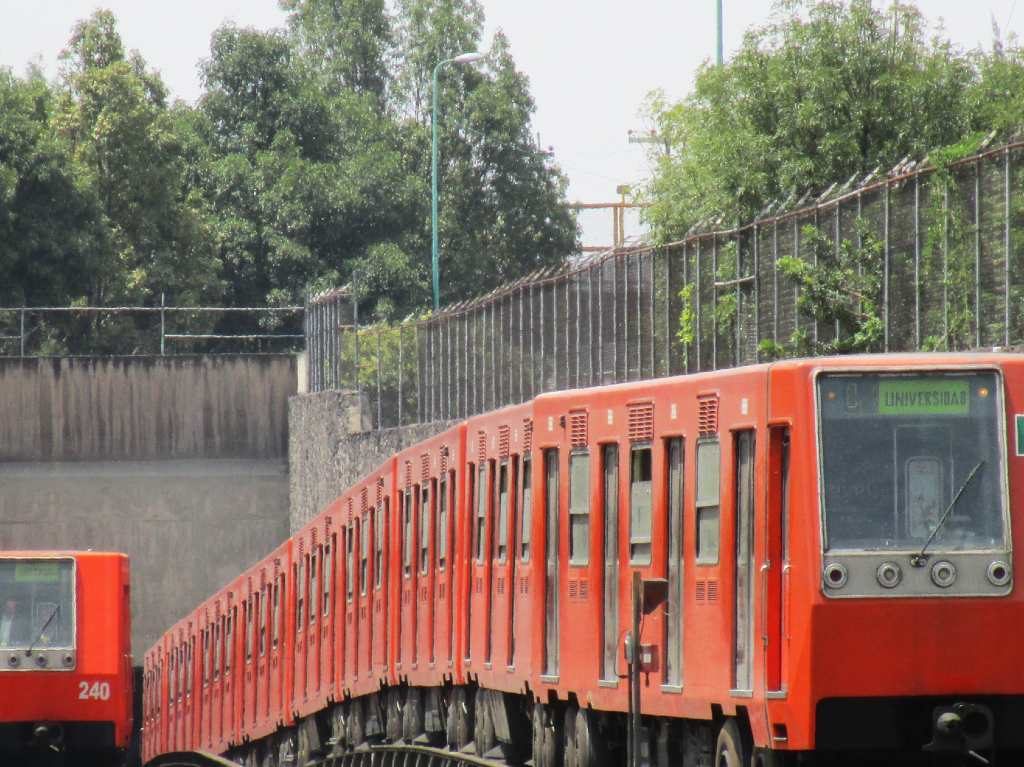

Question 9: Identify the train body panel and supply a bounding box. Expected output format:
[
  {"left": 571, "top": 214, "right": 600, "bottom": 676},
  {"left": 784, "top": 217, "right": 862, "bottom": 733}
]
[{"left": 144, "top": 353, "right": 1024, "bottom": 764}]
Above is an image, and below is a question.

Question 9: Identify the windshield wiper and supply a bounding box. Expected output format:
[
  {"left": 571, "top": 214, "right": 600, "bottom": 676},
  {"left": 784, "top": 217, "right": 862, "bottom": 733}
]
[
  {"left": 910, "top": 460, "right": 984, "bottom": 568},
  {"left": 27, "top": 605, "right": 59, "bottom": 657}
]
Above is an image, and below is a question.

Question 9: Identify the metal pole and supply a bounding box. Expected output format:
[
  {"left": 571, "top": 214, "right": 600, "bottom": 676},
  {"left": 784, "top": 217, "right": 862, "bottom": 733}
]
[
  {"left": 712, "top": 235, "right": 718, "bottom": 369},
  {"left": 975, "top": 160, "right": 982, "bottom": 348},
  {"left": 19, "top": 307, "right": 26, "bottom": 358},
  {"left": 376, "top": 328, "right": 383, "bottom": 429},
  {"left": 431, "top": 63, "right": 443, "bottom": 311},
  {"left": 1006, "top": 148, "right": 1012, "bottom": 347},
  {"left": 597, "top": 265, "right": 604, "bottom": 384},
  {"left": 884, "top": 183, "right": 890, "bottom": 352},
  {"left": 914, "top": 176, "right": 921, "bottom": 349},
  {"left": 944, "top": 183, "right": 950, "bottom": 346},
  {"left": 160, "top": 292, "right": 166, "bottom": 356},
  {"left": 695, "top": 238, "right": 702, "bottom": 371},
  {"left": 398, "top": 324, "right": 404, "bottom": 426},
  {"left": 716, "top": 0, "right": 724, "bottom": 66}
]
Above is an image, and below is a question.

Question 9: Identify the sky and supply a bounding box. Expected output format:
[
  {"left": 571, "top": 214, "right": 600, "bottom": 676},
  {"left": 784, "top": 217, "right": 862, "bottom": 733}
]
[{"left": 0, "top": 0, "right": 1020, "bottom": 249}]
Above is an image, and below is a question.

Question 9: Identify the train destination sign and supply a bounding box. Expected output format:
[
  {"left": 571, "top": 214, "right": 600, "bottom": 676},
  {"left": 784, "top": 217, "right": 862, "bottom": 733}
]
[
  {"left": 14, "top": 561, "right": 61, "bottom": 583},
  {"left": 877, "top": 379, "right": 970, "bottom": 416}
]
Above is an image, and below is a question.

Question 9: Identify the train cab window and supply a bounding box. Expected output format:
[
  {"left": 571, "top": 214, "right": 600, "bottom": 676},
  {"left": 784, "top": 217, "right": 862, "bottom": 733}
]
[
  {"left": 569, "top": 452, "right": 591, "bottom": 565},
  {"left": 259, "top": 588, "right": 267, "bottom": 656},
  {"left": 309, "top": 551, "right": 319, "bottom": 624},
  {"left": 346, "top": 526, "right": 355, "bottom": 600},
  {"left": 403, "top": 489, "right": 413, "bottom": 577},
  {"left": 495, "top": 462, "right": 510, "bottom": 562},
  {"left": 696, "top": 440, "right": 722, "bottom": 564},
  {"left": 630, "top": 445, "right": 653, "bottom": 564},
  {"left": 0, "top": 558, "right": 75, "bottom": 649},
  {"left": 325, "top": 537, "right": 334, "bottom": 615},
  {"left": 437, "top": 478, "right": 448, "bottom": 569},
  {"left": 360, "top": 518, "right": 369, "bottom": 594},
  {"left": 375, "top": 500, "right": 387, "bottom": 588},
  {"left": 521, "top": 459, "right": 532, "bottom": 561},
  {"left": 420, "top": 484, "right": 430, "bottom": 574},
  {"left": 475, "top": 463, "right": 488, "bottom": 562}
]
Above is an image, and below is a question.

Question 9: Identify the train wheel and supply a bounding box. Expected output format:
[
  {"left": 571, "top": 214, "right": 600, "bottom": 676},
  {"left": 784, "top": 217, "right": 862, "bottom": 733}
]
[
  {"left": 447, "top": 686, "right": 474, "bottom": 750},
  {"left": 474, "top": 687, "right": 497, "bottom": 756},
  {"left": 329, "top": 703, "right": 347, "bottom": 752},
  {"left": 532, "top": 702, "right": 562, "bottom": 767},
  {"left": 714, "top": 720, "right": 750, "bottom": 767},
  {"left": 385, "top": 687, "right": 403, "bottom": 742},
  {"left": 403, "top": 687, "right": 425, "bottom": 741},
  {"left": 347, "top": 698, "right": 365, "bottom": 748}
]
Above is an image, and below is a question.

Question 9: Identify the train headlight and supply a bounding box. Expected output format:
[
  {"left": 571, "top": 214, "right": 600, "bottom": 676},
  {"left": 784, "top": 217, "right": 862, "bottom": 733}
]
[
  {"left": 876, "top": 561, "right": 903, "bottom": 589},
  {"left": 986, "top": 560, "right": 1011, "bottom": 587},
  {"left": 823, "top": 562, "right": 848, "bottom": 589},
  {"left": 7, "top": 655, "right": 18, "bottom": 668},
  {"left": 931, "top": 560, "right": 957, "bottom": 588},
  {"left": 34, "top": 654, "right": 47, "bottom": 668}
]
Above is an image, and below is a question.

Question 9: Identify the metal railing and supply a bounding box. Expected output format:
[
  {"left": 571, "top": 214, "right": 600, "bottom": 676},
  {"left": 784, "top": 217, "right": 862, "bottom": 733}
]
[
  {"left": 0, "top": 302, "right": 304, "bottom": 357},
  {"left": 306, "top": 139, "right": 1024, "bottom": 431}
]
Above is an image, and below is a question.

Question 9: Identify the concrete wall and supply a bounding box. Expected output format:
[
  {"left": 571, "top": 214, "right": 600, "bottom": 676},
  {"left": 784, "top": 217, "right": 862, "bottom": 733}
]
[
  {"left": 0, "top": 356, "right": 296, "bottom": 654},
  {"left": 288, "top": 389, "right": 454, "bottom": 531}
]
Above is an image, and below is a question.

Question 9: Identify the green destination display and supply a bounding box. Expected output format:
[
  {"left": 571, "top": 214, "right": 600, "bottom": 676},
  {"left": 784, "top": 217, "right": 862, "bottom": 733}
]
[
  {"left": 14, "top": 561, "right": 60, "bottom": 583},
  {"left": 878, "top": 379, "right": 970, "bottom": 415}
]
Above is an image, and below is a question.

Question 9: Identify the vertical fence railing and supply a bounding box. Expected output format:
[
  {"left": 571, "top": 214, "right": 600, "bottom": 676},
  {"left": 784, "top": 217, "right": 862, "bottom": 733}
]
[{"left": 304, "top": 140, "right": 1024, "bottom": 430}]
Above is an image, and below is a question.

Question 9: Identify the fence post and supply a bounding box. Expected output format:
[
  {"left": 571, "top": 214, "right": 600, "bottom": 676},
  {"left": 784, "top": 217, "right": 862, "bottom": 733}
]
[
  {"left": 160, "top": 292, "right": 166, "bottom": 356},
  {"left": 19, "top": 307, "right": 26, "bottom": 358},
  {"left": 376, "top": 327, "right": 383, "bottom": 430},
  {"left": 914, "top": 175, "right": 921, "bottom": 349},
  {"left": 975, "top": 159, "right": 982, "bottom": 348},
  {"left": 1006, "top": 147, "right": 1012, "bottom": 347}
]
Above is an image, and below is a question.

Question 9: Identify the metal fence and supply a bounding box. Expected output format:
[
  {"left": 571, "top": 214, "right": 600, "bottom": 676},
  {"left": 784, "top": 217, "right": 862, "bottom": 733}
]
[
  {"left": 0, "top": 302, "right": 304, "bottom": 356},
  {"left": 309, "top": 140, "right": 1024, "bottom": 429}
]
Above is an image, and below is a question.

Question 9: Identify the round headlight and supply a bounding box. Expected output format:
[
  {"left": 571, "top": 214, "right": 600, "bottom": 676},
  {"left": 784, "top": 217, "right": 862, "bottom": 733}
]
[
  {"left": 987, "top": 560, "right": 1011, "bottom": 587},
  {"left": 931, "top": 560, "right": 957, "bottom": 588},
  {"left": 823, "top": 562, "right": 848, "bottom": 589},
  {"left": 34, "top": 654, "right": 47, "bottom": 668},
  {"left": 876, "top": 561, "right": 903, "bottom": 589}
]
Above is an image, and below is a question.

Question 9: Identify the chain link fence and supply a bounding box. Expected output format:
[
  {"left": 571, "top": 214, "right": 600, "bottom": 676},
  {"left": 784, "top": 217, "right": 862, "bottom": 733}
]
[{"left": 309, "top": 140, "right": 1024, "bottom": 430}]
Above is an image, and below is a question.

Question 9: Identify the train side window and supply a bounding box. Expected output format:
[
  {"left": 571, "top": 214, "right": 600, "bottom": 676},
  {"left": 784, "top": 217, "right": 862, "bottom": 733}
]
[
  {"left": 309, "top": 550, "right": 319, "bottom": 623},
  {"left": 296, "top": 556, "right": 306, "bottom": 629},
  {"left": 437, "top": 478, "right": 447, "bottom": 569},
  {"left": 475, "top": 462, "right": 488, "bottom": 562},
  {"left": 420, "top": 483, "right": 430, "bottom": 574},
  {"left": 696, "top": 440, "right": 722, "bottom": 564},
  {"left": 226, "top": 610, "right": 234, "bottom": 672},
  {"left": 495, "top": 461, "right": 509, "bottom": 562},
  {"left": 360, "top": 518, "right": 369, "bottom": 594},
  {"left": 569, "top": 451, "right": 591, "bottom": 565},
  {"left": 403, "top": 489, "right": 413, "bottom": 577},
  {"left": 630, "top": 445, "right": 653, "bottom": 564},
  {"left": 259, "top": 587, "right": 267, "bottom": 655},
  {"left": 781, "top": 432, "right": 791, "bottom": 563},
  {"left": 202, "top": 628, "right": 211, "bottom": 684},
  {"left": 273, "top": 578, "right": 282, "bottom": 647},
  {"left": 520, "top": 459, "right": 532, "bottom": 561},
  {"left": 325, "top": 537, "right": 334, "bottom": 616},
  {"left": 213, "top": 621, "right": 221, "bottom": 678},
  {"left": 169, "top": 651, "right": 177, "bottom": 700},
  {"left": 187, "top": 638, "right": 194, "bottom": 693},
  {"left": 346, "top": 526, "right": 355, "bottom": 601},
  {"left": 376, "top": 499, "right": 387, "bottom": 589}
]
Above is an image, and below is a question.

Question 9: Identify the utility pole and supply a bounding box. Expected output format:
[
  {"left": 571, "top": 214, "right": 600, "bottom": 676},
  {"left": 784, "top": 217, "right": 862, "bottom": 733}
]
[{"left": 716, "top": 0, "right": 724, "bottom": 65}]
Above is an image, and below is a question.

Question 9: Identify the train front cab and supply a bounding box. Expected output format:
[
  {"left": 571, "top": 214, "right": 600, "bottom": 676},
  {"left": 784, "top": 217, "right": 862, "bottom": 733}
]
[{"left": 770, "top": 354, "right": 1024, "bottom": 762}]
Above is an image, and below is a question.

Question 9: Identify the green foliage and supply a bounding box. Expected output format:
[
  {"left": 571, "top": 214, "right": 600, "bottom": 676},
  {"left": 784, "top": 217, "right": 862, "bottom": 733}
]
[
  {"left": 770, "top": 222, "right": 884, "bottom": 357},
  {"left": 644, "top": 0, "right": 1020, "bottom": 243}
]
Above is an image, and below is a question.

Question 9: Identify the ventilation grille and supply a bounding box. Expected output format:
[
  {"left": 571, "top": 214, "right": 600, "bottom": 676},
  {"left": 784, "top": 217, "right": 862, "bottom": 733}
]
[
  {"left": 421, "top": 454, "right": 430, "bottom": 483},
  {"left": 628, "top": 403, "right": 654, "bottom": 442},
  {"left": 499, "top": 425, "right": 511, "bottom": 458},
  {"left": 698, "top": 395, "right": 719, "bottom": 436},
  {"left": 523, "top": 419, "right": 533, "bottom": 452},
  {"left": 440, "top": 447, "right": 449, "bottom": 474},
  {"left": 404, "top": 461, "right": 412, "bottom": 489},
  {"left": 569, "top": 410, "right": 588, "bottom": 448},
  {"left": 696, "top": 579, "right": 720, "bottom": 604},
  {"left": 477, "top": 431, "right": 487, "bottom": 461}
]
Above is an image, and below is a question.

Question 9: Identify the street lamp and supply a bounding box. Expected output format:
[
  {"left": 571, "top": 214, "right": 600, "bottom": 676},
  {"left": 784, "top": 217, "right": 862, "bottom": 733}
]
[{"left": 431, "top": 51, "right": 486, "bottom": 311}]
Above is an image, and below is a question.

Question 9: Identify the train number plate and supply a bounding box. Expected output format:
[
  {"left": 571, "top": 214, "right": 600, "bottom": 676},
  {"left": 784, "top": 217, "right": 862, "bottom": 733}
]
[{"left": 78, "top": 681, "right": 111, "bottom": 701}]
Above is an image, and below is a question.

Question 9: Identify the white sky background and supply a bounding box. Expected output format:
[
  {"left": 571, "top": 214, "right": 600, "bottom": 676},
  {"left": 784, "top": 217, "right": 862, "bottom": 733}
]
[{"left": 0, "top": 1, "right": 1020, "bottom": 249}]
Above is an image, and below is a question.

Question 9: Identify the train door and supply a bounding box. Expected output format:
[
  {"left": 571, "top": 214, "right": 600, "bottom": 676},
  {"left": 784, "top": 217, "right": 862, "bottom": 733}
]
[
  {"left": 212, "top": 613, "right": 222, "bottom": 746},
  {"left": 732, "top": 430, "right": 755, "bottom": 692},
  {"left": 344, "top": 521, "right": 356, "bottom": 686},
  {"left": 491, "top": 456, "right": 514, "bottom": 669},
  {"left": 321, "top": 532, "right": 336, "bottom": 696},
  {"left": 542, "top": 448, "right": 559, "bottom": 677},
  {"left": 401, "top": 481, "right": 418, "bottom": 668},
  {"left": 511, "top": 453, "right": 533, "bottom": 669},
  {"left": 167, "top": 642, "right": 177, "bottom": 750},
  {"left": 417, "top": 477, "right": 435, "bottom": 665},
  {"left": 186, "top": 632, "right": 197, "bottom": 750},
  {"left": 764, "top": 427, "right": 790, "bottom": 694},
  {"left": 293, "top": 552, "right": 307, "bottom": 705},
  {"left": 242, "top": 588, "right": 255, "bottom": 731},
  {"left": 468, "top": 456, "right": 493, "bottom": 666},
  {"left": 224, "top": 604, "right": 235, "bottom": 745},
  {"left": 372, "top": 495, "right": 388, "bottom": 677},
  {"left": 435, "top": 469, "right": 454, "bottom": 666},
  {"left": 270, "top": 572, "right": 284, "bottom": 720},
  {"left": 359, "top": 513, "right": 372, "bottom": 676},
  {"left": 200, "top": 619, "right": 211, "bottom": 748},
  {"left": 600, "top": 445, "right": 619, "bottom": 682},
  {"left": 503, "top": 456, "right": 519, "bottom": 668},
  {"left": 664, "top": 437, "right": 685, "bottom": 687},
  {"left": 307, "top": 543, "right": 321, "bottom": 698}
]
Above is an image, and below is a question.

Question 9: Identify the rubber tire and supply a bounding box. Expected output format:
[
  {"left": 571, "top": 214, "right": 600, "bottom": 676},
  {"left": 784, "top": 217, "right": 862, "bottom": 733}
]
[
  {"left": 474, "top": 688, "right": 497, "bottom": 755},
  {"left": 532, "top": 702, "right": 562, "bottom": 767},
  {"left": 715, "top": 720, "right": 750, "bottom": 767}
]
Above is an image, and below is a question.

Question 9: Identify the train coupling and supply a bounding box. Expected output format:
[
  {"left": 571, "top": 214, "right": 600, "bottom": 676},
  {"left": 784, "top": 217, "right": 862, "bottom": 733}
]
[
  {"left": 30, "top": 722, "right": 64, "bottom": 752},
  {"left": 924, "top": 702, "right": 993, "bottom": 764}
]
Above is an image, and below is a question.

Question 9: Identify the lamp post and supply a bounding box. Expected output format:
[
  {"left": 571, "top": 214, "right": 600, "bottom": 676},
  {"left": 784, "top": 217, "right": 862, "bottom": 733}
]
[{"left": 431, "top": 51, "right": 485, "bottom": 311}]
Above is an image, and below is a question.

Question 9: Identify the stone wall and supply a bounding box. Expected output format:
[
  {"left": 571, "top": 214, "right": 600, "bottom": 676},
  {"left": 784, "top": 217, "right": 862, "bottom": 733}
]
[{"left": 288, "top": 389, "right": 454, "bottom": 531}]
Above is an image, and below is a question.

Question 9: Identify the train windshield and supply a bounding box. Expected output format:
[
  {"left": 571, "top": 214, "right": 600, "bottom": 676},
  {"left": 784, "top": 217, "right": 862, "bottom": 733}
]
[
  {"left": 818, "top": 371, "right": 1006, "bottom": 552},
  {"left": 0, "top": 559, "right": 75, "bottom": 649}
]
